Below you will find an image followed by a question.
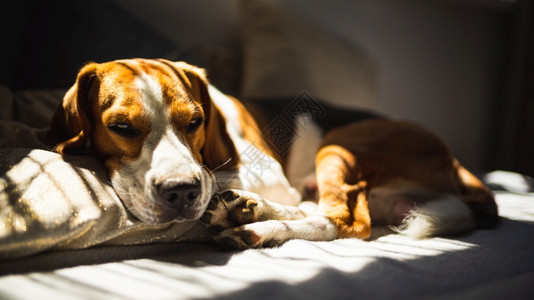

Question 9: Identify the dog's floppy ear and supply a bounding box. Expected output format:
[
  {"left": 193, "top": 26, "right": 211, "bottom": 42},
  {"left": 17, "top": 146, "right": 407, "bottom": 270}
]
[
  {"left": 49, "top": 63, "right": 98, "bottom": 154},
  {"left": 201, "top": 91, "right": 240, "bottom": 171},
  {"left": 173, "top": 62, "right": 239, "bottom": 171}
]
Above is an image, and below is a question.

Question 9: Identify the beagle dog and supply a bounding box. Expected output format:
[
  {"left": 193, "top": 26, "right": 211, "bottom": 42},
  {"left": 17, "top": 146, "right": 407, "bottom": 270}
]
[
  {"left": 50, "top": 58, "right": 300, "bottom": 224},
  {"left": 50, "top": 58, "right": 498, "bottom": 249}
]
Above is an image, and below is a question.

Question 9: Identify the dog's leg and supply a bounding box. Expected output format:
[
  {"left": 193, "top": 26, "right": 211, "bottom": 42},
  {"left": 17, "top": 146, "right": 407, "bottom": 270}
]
[
  {"left": 201, "top": 189, "right": 332, "bottom": 249},
  {"left": 206, "top": 145, "right": 373, "bottom": 249},
  {"left": 454, "top": 160, "right": 498, "bottom": 228},
  {"left": 211, "top": 145, "right": 373, "bottom": 249},
  {"left": 212, "top": 216, "right": 337, "bottom": 249},
  {"left": 318, "top": 188, "right": 372, "bottom": 240},
  {"left": 200, "top": 189, "right": 307, "bottom": 229},
  {"left": 315, "top": 145, "right": 371, "bottom": 240}
]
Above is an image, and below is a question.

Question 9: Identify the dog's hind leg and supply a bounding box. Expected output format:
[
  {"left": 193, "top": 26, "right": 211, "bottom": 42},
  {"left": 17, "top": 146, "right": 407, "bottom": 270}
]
[
  {"left": 454, "top": 160, "right": 498, "bottom": 229},
  {"left": 315, "top": 145, "right": 371, "bottom": 240}
]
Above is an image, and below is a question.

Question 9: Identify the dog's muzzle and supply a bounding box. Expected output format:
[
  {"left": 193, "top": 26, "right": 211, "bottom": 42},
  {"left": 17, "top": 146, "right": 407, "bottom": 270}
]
[{"left": 113, "top": 170, "right": 212, "bottom": 225}]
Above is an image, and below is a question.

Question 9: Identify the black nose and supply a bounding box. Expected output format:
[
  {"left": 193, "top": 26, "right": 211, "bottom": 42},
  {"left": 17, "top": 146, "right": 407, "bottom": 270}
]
[{"left": 157, "top": 179, "right": 201, "bottom": 207}]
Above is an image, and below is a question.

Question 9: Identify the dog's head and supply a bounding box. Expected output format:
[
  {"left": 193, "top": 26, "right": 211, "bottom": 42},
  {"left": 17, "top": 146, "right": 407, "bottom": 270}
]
[{"left": 50, "top": 59, "right": 238, "bottom": 224}]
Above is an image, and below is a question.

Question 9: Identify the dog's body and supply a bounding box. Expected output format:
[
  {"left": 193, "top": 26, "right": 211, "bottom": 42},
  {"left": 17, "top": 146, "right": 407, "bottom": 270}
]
[
  {"left": 51, "top": 59, "right": 498, "bottom": 249},
  {"left": 203, "top": 108, "right": 498, "bottom": 248}
]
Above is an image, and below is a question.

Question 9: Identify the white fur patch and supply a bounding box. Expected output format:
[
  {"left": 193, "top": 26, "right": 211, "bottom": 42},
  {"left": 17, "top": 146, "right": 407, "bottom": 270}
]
[
  {"left": 135, "top": 72, "right": 165, "bottom": 119},
  {"left": 208, "top": 85, "right": 301, "bottom": 206},
  {"left": 394, "top": 196, "right": 476, "bottom": 239},
  {"left": 216, "top": 216, "right": 337, "bottom": 248}
]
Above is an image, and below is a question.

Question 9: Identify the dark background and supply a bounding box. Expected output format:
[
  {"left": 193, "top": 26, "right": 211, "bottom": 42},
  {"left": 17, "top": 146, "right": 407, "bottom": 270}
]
[{"left": 0, "top": 0, "right": 532, "bottom": 177}]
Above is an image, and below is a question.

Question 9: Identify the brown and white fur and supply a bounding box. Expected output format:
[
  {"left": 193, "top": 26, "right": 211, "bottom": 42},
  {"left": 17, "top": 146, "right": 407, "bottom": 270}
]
[
  {"left": 50, "top": 58, "right": 299, "bottom": 225},
  {"left": 202, "top": 111, "right": 498, "bottom": 249},
  {"left": 50, "top": 59, "right": 498, "bottom": 249}
]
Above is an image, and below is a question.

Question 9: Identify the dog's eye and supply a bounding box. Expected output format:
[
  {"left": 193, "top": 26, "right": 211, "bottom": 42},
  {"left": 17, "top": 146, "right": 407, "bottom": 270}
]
[
  {"left": 187, "top": 117, "right": 203, "bottom": 133},
  {"left": 108, "top": 123, "right": 139, "bottom": 137}
]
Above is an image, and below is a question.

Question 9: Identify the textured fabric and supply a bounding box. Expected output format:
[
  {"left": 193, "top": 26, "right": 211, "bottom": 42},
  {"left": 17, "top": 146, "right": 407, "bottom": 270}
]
[
  {"left": 0, "top": 191, "right": 532, "bottom": 299},
  {"left": 0, "top": 143, "right": 210, "bottom": 259}
]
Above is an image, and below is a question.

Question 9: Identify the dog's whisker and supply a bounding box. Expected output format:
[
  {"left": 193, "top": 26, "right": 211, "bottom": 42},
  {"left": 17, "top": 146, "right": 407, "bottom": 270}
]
[
  {"left": 213, "top": 182, "right": 242, "bottom": 190},
  {"left": 206, "top": 158, "right": 233, "bottom": 176}
]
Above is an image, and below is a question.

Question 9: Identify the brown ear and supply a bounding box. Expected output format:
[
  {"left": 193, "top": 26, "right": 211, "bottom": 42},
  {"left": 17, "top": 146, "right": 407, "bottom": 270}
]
[
  {"left": 49, "top": 63, "right": 98, "bottom": 154},
  {"left": 174, "top": 62, "right": 239, "bottom": 171},
  {"left": 202, "top": 97, "right": 240, "bottom": 171}
]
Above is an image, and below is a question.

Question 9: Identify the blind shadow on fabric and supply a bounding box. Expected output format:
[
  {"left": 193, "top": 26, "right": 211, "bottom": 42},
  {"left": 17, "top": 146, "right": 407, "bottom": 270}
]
[
  {"left": 193, "top": 218, "right": 534, "bottom": 300},
  {"left": 0, "top": 147, "right": 209, "bottom": 262},
  {"left": 1, "top": 218, "right": 532, "bottom": 299}
]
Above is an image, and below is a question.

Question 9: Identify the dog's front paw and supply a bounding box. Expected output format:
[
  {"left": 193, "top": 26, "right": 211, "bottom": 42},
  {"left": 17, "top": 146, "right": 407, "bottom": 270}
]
[
  {"left": 200, "top": 190, "right": 260, "bottom": 229},
  {"left": 215, "top": 227, "right": 263, "bottom": 250},
  {"left": 214, "top": 221, "right": 286, "bottom": 250}
]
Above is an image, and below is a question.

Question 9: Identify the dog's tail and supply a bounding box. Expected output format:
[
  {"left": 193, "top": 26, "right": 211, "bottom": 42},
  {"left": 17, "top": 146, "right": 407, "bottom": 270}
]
[
  {"left": 394, "top": 195, "right": 476, "bottom": 238},
  {"left": 394, "top": 162, "right": 498, "bottom": 239}
]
